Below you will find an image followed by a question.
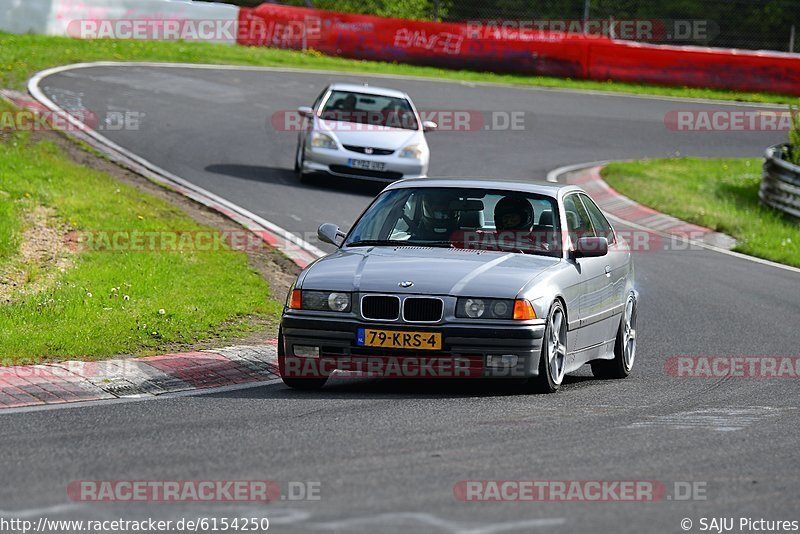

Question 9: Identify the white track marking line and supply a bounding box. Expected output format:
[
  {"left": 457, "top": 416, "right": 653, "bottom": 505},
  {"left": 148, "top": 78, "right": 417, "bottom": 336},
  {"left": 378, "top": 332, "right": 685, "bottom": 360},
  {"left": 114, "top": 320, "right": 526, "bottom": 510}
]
[
  {"left": 28, "top": 65, "right": 325, "bottom": 264},
  {"left": 0, "top": 503, "right": 86, "bottom": 518},
  {"left": 34, "top": 60, "right": 789, "bottom": 108},
  {"left": 547, "top": 162, "right": 800, "bottom": 275},
  {"left": 309, "top": 512, "right": 565, "bottom": 533}
]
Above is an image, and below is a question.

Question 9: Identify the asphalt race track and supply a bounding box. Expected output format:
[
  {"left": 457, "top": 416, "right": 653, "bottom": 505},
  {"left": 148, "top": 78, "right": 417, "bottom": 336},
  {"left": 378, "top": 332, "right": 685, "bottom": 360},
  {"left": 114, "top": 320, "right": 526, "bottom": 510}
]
[{"left": 1, "top": 64, "right": 798, "bottom": 533}]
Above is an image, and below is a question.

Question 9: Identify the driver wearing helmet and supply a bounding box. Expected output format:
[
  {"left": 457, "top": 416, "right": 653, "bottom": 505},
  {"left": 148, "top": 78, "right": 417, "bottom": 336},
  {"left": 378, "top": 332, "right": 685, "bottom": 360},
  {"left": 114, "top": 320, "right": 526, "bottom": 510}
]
[
  {"left": 494, "top": 196, "right": 533, "bottom": 231},
  {"left": 414, "top": 190, "right": 461, "bottom": 241}
]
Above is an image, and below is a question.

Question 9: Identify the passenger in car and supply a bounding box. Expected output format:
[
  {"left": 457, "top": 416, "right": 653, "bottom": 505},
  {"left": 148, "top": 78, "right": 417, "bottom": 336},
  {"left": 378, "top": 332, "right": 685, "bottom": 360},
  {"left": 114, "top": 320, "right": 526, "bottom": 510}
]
[{"left": 494, "top": 196, "right": 534, "bottom": 231}]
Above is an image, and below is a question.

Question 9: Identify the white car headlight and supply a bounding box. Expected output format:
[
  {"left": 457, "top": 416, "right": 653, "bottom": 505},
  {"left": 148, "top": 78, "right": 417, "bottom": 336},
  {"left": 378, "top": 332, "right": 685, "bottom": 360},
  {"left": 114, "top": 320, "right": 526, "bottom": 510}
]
[
  {"left": 327, "top": 292, "right": 351, "bottom": 312},
  {"left": 311, "top": 132, "right": 337, "bottom": 149},
  {"left": 399, "top": 144, "right": 424, "bottom": 159}
]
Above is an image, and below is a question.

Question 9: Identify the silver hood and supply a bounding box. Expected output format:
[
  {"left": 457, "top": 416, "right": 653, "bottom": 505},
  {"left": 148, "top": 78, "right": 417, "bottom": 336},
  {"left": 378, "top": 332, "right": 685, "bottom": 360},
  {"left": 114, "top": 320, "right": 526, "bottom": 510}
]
[
  {"left": 319, "top": 119, "right": 420, "bottom": 150},
  {"left": 299, "top": 246, "right": 560, "bottom": 298}
]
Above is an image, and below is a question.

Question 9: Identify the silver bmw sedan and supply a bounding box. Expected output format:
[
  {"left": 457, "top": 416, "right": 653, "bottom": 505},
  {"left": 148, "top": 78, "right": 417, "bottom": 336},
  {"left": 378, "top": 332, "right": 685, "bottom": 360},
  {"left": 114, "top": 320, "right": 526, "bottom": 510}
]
[{"left": 280, "top": 178, "right": 638, "bottom": 393}]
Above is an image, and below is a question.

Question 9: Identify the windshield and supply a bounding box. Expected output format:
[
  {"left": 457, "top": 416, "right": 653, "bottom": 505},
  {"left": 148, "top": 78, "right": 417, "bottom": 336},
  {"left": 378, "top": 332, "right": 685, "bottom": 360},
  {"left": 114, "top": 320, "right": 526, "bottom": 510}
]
[
  {"left": 345, "top": 187, "right": 563, "bottom": 257},
  {"left": 320, "top": 90, "right": 419, "bottom": 130}
]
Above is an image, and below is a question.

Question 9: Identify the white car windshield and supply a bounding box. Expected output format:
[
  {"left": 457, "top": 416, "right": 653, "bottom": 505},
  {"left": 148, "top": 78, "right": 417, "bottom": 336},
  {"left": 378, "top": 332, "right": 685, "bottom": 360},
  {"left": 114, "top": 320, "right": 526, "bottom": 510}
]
[
  {"left": 345, "top": 187, "right": 563, "bottom": 257},
  {"left": 320, "top": 91, "right": 419, "bottom": 130}
]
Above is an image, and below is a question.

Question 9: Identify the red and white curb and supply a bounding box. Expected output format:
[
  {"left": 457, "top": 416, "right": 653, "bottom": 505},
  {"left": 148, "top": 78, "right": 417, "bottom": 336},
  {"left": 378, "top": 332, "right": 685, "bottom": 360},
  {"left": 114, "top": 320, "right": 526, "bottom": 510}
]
[
  {"left": 551, "top": 163, "right": 800, "bottom": 274},
  {"left": 0, "top": 343, "right": 279, "bottom": 409},
  {"left": 567, "top": 165, "right": 737, "bottom": 250}
]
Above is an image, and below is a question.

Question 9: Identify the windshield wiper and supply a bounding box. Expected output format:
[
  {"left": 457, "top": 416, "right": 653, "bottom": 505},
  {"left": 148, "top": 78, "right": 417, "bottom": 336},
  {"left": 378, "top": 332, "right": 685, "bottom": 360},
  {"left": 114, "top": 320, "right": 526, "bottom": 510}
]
[
  {"left": 347, "top": 239, "right": 454, "bottom": 249},
  {"left": 347, "top": 239, "right": 406, "bottom": 247},
  {"left": 415, "top": 241, "right": 455, "bottom": 249}
]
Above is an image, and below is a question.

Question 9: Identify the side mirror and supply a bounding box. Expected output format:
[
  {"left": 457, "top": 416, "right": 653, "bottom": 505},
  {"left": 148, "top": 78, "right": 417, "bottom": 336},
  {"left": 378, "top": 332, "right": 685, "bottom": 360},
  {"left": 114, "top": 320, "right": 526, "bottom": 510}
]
[
  {"left": 318, "top": 223, "right": 345, "bottom": 246},
  {"left": 297, "top": 106, "right": 314, "bottom": 118},
  {"left": 573, "top": 236, "right": 608, "bottom": 258},
  {"left": 422, "top": 120, "right": 437, "bottom": 132}
]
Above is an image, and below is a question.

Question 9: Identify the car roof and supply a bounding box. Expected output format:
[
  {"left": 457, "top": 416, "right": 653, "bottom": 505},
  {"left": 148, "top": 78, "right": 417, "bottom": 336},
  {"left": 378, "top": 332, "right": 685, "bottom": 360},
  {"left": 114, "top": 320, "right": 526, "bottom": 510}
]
[
  {"left": 327, "top": 83, "right": 409, "bottom": 100},
  {"left": 385, "top": 177, "right": 582, "bottom": 198}
]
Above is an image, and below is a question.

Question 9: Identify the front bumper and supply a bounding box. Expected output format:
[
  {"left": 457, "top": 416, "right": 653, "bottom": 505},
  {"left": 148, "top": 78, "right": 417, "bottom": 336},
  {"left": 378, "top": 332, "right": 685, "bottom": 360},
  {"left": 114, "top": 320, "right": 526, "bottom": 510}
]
[
  {"left": 303, "top": 147, "right": 427, "bottom": 182},
  {"left": 280, "top": 313, "right": 545, "bottom": 379}
]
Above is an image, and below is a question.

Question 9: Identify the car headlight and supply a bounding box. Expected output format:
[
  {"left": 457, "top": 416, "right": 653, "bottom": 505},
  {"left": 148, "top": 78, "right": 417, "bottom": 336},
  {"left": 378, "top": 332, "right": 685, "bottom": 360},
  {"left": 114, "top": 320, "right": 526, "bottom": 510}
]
[
  {"left": 456, "top": 298, "right": 514, "bottom": 319},
  {"left": 311, "top": 132, "right": 337, "bottom": 149},
  {"left": 398, "top": 143, "right": 423, "bottom": 159},
  {"left": 298, "top": 290, "right": 351, "bottom": 312}
]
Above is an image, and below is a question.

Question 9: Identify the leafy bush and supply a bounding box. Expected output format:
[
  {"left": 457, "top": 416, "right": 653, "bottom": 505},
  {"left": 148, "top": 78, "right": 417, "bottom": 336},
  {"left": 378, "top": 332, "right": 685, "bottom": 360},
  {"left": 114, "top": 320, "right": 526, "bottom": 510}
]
[{"left": 788, "top": 105, "right": 800, "bottom": 166}]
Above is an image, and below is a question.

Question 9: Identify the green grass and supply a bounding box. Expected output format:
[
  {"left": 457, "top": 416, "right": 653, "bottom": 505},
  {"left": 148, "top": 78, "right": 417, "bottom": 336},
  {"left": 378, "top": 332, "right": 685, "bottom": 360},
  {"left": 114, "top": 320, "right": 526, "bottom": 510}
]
[
  {"left": 0, "top": 100, "right": 281, "bottom": 363},
  {"left": 0, "top": 32, "right": 797, "bottom": 104},
  {"left": 601, "top": 158, "right": 800, "bottom": 267},
  {"left": 0, "top": 180, "right": 20, "bottom": 263}
]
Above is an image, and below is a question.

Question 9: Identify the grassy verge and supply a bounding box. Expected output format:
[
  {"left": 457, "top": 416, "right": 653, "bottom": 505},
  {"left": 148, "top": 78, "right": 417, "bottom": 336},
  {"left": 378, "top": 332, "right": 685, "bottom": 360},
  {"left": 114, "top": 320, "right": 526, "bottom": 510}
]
[
  {"left": 601, "top": 158, "right": 800, "bottom": 267},
  {"left": 0, "top": 32, "right": 796, "bottom": 105},
  {"left": 0, "top": 99, "right": 281, "bottom": 364}
]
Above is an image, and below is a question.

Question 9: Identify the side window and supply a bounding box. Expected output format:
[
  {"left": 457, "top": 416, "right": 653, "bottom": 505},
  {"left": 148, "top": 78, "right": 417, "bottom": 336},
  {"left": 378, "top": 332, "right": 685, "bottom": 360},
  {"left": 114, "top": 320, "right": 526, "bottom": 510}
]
[
  {"left": 579, "top": 194, "right": 614, "bottom": 244},
  {"left": 562, "top": 194, "right": 595, "bottom": 244}
]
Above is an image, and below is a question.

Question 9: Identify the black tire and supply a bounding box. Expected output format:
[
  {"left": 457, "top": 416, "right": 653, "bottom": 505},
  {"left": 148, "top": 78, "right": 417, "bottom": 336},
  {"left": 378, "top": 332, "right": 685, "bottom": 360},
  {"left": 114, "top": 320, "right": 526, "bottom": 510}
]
[
  {"left": 526, "top": 300, "right": 567, "bottom": 394},
  {"left": 591, "top": 294, "right": 637, "bottom": 379},
  {"left": 278, "top": 328, "right": 328, "bottom": 390},
  {"left": 281, "top": 376, "right": 327, "bottom": 391},
  {"left": 296, "top": 148, "right": 312, "bottom": 184}
]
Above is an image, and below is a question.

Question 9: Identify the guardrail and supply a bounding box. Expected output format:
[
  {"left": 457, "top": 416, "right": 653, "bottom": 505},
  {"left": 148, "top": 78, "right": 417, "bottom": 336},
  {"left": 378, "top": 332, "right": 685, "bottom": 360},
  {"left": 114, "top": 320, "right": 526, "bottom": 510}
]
[{"left": 761, "top": 144, "right": 800, "bottom": 219}]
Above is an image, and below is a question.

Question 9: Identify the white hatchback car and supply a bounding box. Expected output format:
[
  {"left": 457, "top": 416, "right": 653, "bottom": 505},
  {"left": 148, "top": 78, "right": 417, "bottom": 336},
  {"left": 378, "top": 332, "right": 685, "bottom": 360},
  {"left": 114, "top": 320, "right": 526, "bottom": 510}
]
[{"left": 294, "top": 83, "right": 436, "bottom": 183}]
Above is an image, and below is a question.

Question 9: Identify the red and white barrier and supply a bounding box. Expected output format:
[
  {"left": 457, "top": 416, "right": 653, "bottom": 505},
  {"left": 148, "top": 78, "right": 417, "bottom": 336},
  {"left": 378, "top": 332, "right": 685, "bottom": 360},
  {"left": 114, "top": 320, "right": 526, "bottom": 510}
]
[
  {"left": 587, "top": 39, "right": 800, "bottom": 97},
  {"left": 238, "top": 3, "right": 800, "bottom": 97},
  {"left": 237, "top": 4, "right": 595, "bottom": 79},
  {"left": 1, "top": 0, "right": 798, "bottom": 95}
]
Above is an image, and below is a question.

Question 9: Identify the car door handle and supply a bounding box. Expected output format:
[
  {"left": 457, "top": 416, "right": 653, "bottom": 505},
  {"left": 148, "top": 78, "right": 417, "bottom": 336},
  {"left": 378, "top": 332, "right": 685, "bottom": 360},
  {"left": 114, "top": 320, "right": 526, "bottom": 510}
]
[{"left": 604, "top": 265, "right": 612, "bottom": 277}]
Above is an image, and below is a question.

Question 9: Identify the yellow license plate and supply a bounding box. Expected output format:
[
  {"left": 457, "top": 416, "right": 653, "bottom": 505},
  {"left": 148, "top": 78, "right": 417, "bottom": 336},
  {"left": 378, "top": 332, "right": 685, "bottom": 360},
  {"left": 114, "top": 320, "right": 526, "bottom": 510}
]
[{"left": 357, "top": 328, "right": 442, "bottom": 350}]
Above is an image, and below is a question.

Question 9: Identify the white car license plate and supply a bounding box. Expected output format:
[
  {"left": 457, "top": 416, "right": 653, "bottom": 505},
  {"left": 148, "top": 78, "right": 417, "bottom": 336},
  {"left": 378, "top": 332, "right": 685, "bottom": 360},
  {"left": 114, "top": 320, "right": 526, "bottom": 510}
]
[{"left": 348, "top": 159, "right": 386, "bottom": 171}]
